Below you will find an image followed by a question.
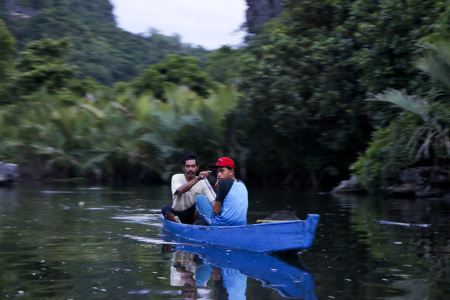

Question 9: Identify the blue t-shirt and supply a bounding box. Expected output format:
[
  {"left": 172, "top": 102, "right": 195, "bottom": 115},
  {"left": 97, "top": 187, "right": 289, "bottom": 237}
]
[
  {"left": 221, "top": 268, "right": 247, "bottom": 300},
  {"left": 212, "top": 179, "right": 248, "bottom": 226}
]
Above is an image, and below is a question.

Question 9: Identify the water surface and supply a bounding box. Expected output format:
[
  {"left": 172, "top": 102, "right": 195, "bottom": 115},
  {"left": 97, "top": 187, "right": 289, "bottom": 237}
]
[{"left": 0, "top": 182, "right": 449, "bottom": 299}]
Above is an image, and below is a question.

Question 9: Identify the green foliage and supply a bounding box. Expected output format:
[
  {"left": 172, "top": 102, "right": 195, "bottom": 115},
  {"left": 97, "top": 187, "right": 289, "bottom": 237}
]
[
  {"left": 0, "top": 0, "right": 245, "bottom": 183},
  {"left": 0, "top": 81, "right": 243, "bottom": 182},
  {"left": 205, "top": 46, "right": 242, "bottom": 85},
  {"left": 14, "top": 38, "right": 78, "bottom": 95},
  {"left": 240, "top": 0, "right": 370, "bottom": 185},
  {"left": 1, "top": 0, "right": 449, "bottom": 188},
  {"left": 0, "top": 19, "right": 15, "bottom": 104},
  {"left": 130, "top": 54, "right": 217, "bottom": 100},
  {"left": 2, "top": 0, "right": 209, "bottom": 86},
  {"left": 137, "top": 84, "right": 245, "bottom": 180},
  {"left": 374, "top": 89, "right": 450, "bottom": 159},
  {"left": 0, "top": 19, "right": 14, "bottom": 80},
  {"left": 346, "top": 0, "right": 446, "bottom": 96},
  {"left": 351, "top": 116, "right": 420, "bottom": 192},
  {"left": 352, "top": 36, "right": 450, "bottom": 192},
  {"left": 238, "top": 0, "right": 446, "bottom": 186},
  {"left": 416, "top": 36, "right": 450, "bottom": 93}
]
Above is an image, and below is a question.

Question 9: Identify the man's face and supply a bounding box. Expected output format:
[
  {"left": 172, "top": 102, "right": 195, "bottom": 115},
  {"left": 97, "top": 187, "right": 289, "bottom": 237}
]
[
  {"left": 182, "top": 159, "right": 199, "bottom": 180},
  {"left": 181, "top": 284, "right": 197, "bottom": 299},
  {"left": 216, "top": 167, "right": 234, "bottom": 181}
]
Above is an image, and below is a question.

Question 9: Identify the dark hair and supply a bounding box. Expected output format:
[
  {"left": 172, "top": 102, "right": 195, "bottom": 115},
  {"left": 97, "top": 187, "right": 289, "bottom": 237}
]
[{"left": 181, "top": 153, "right": 199, "bottom": 165}]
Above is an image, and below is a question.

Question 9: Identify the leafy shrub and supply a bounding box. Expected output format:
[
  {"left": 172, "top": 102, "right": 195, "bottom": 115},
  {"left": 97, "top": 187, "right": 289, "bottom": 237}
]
[{"left": 351, "top": 115, "right": 421, "bottom": 193}]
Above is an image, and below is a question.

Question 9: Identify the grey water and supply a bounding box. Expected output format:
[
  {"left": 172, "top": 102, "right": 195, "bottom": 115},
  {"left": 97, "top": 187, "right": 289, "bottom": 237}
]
[{"left": 0, "top": 182, "right": 449, "bottom": 299}]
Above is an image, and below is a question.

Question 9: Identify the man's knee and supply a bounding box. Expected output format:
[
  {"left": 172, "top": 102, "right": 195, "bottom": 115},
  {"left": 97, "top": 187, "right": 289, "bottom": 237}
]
[
  {"left": 195, "top": 195, "right": 208, "bottom": 205},
  {"left": 161, "top": 205, "right": 173, "bottom": 216}
]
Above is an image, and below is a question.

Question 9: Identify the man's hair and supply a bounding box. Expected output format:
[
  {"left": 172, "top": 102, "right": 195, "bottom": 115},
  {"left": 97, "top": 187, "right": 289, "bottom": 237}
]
[{"left": 181, "top": 153, "right": 199, "bottom": 165}]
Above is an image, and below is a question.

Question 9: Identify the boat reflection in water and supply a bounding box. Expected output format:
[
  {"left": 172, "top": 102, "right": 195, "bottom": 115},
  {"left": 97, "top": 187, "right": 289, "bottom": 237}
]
[{"left": 163, "top": 232, "right": 318, "bottom": 300}]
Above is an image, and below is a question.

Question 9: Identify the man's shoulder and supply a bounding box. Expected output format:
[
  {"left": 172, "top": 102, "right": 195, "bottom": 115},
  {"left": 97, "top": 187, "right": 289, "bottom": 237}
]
[
  {"left": 222, "top": 178, "right": 245, "bottom": 187},
  {"left": 235, "top": 179, "right": 247, "bottom": 188},
  {"left": 171, "top": 174, "right": 186, "bottom": 181},
  {"left": 227, "top": 179, "right": 247, "bottom": 195},
  {"left": 222, "top": 178, "right": 236, "bottom": 183},
  {"left": 235, "top": 180, "right": 248, "bottom": 194},
  {"left": 171, "top": 174, "right": 187, "bottom": 190},
  {"left": 218, "top": 178, "right": 235, "bottom": 192}
]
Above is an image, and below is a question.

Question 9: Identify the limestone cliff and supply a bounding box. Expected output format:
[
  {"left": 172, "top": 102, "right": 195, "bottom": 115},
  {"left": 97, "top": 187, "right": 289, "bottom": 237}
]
[{"left": 246, "top": 0, "right": 283, "bottom": 33}]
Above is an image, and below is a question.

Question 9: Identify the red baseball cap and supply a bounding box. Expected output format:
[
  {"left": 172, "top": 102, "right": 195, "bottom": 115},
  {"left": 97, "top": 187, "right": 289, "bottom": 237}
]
[{"left": 209, "top": 157, "right": 235, "bottom": 169}]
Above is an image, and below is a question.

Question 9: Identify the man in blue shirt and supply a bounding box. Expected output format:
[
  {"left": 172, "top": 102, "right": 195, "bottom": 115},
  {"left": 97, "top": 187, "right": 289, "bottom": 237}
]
[{"left": 195, "top": 157, "right": 248, "bottom": 226}]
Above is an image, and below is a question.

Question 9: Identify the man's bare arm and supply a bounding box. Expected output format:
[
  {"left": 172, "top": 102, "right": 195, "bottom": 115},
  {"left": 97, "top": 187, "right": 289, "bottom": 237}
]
[
  {"left": 175, "top": 176, "right": 202, "bottom": 195},
  {"left": 174, "top": 171, "right": 211, "bottom": 195},
  {"left": 213, "top": 200, "right": 222, "bottom": 215}
]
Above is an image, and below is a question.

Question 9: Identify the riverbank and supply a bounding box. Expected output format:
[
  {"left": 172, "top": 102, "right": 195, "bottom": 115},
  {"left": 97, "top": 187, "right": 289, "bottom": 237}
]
[{"left": 333, "top": 166, "right": 450, "bottom": 200}]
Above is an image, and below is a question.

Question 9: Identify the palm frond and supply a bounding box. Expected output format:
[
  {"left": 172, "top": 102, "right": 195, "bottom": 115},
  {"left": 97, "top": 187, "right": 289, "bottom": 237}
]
[
  {"left": 416, "top": 38, "right": 450, "bottom": 91},
  {"left": 369, "top": 89, "right": 430, "bottom": 122},
  {"left": 79, "top": 103, "right": 105, "bottom": 119}
]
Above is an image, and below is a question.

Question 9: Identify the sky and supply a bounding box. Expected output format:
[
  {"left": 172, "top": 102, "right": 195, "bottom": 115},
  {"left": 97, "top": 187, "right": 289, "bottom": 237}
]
[{"left": 109, "top": 0, "right": 248, "bottom": 50}]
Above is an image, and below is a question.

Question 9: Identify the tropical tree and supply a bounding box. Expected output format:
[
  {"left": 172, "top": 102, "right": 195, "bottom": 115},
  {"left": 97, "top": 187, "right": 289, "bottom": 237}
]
[
  {"left": 206, "top": 46, "right": 242, "bottom": 85},
  {"left": 238, "top": 0, "right": 446, "bottom": 187},
  {"left": 14, "top": 38, "right": 78, "bottom": 96},
  {"left": 130, "top": 54, "right": 218, "bottom": 100},
  {"left": 0, "top": 19, "right": 14, "bottom": 80},
  {"left": 137, "top": 84, "right": 247, "bottom": 180},
  {"left": 2, "top": 0, "right": 209, "bottom": 86},
  {"left": 239, "top": 0, "right": 371, "bottom": 186},
  {"left": 0, "top": 80, "right": 243, "bottom": 182},
  {"left": 352, "top": 37, "right": 450, "bottom": 192},
  {"left": 0, "top": 19, "right": 15, "bottom": 104}
]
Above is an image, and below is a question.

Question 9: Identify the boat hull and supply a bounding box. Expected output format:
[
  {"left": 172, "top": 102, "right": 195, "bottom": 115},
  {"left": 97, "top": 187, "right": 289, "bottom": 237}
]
[{"left": 161, "top": 213, "right": 320, "bottom": 252}]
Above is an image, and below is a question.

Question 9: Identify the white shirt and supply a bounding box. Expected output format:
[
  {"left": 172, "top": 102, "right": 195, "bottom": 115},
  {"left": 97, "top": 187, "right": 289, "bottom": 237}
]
[
  {"left": 171, "top": 174, "right": 215, "bottom": 211},
  {"left": 170, "top": 251, "right": 197, "bottom": 287}
]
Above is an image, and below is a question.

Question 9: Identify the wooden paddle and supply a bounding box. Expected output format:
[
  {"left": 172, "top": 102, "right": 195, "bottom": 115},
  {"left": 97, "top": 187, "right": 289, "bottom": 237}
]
[{"left": 202, "top": 177, "right": 216, "bottom": 198}]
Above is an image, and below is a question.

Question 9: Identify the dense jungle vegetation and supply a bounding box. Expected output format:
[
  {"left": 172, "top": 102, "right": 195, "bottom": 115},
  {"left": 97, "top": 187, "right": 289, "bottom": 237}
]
[
  {"left": 0, "top": 0, "right": 209, "bottom": 86},
  {"left": 1, "top": 0, "right": 450, "bottom": 190}
]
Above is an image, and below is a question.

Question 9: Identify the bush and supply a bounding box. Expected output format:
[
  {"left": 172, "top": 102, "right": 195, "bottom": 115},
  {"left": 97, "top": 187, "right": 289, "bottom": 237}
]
[{"left": 351, "top": 115, "right": 421, "bottom": 193}]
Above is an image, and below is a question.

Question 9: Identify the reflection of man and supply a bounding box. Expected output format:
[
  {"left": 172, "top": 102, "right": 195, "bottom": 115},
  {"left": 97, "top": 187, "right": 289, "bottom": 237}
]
[
  {"left": 169, "top": 251, "right": 211, "bottom": 299},
  {"left": 162, "top": 153, "right": 215, "bottom": 224},
  {"left": 168, "top": 248, "right": 247, "bottom": 300},
  {"left": 213, "top": 267, "right": 247, "bottom": 300},
  {"left": 170, "top": 251, "right": 198, "bottom": 300},
  {"left": 170, "top": 252, "right": 197, "bottom": 287}
]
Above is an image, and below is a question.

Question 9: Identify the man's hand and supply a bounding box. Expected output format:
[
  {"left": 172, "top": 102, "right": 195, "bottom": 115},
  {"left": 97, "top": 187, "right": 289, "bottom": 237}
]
[{"left": 199, "top": 170, "right": 211, "bottom": 179}]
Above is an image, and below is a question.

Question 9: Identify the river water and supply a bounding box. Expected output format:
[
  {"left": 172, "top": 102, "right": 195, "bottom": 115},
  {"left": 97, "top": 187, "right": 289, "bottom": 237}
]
[{"left": 0, "top": 182, "right": 449, "bottom": 299}]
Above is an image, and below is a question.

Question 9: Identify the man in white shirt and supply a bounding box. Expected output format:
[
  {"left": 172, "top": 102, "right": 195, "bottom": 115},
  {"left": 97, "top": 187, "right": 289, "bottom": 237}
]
[{"left": 162, "top": 153, "right": 215, "bottom": 224}]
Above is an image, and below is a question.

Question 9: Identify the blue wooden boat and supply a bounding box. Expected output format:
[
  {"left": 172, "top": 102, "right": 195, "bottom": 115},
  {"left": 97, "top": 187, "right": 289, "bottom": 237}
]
[{"left": 160, "top": 213, "right": 320, "bottom": 252}]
